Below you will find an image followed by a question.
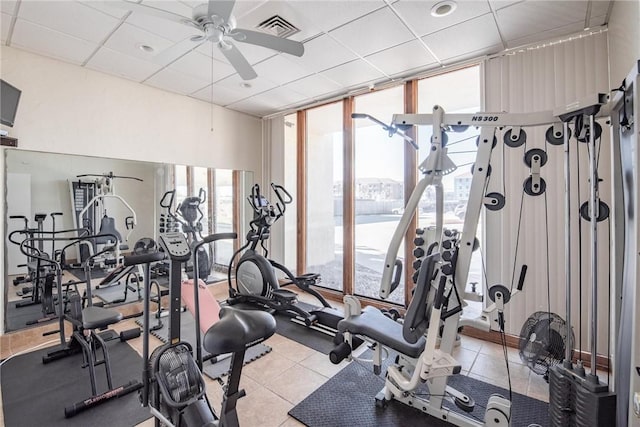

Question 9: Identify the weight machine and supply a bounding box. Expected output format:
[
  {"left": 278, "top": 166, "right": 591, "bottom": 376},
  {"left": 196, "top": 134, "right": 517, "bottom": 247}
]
[
  {"left": 69, "top": 172, "right": 141, "bottom": 267},
  {"left": 332, "top": 93, "right": 630, "bottom": 425}
]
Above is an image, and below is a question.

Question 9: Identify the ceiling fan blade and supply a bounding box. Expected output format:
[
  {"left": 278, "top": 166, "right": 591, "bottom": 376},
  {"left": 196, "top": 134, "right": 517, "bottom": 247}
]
[
  {"left": 208, "top": 0, "right": 236, "bottom": 24},
  {"left": 155, "top": 37, "right": 206, "bottom": 64},
  {"left": 231, "top": 29, "right": 304, "bottom": 57},
  {"left": 104, "top": 1, "right": 198, "bottom": 27},
  {"left": 220, "top": 41, "right": 257, "bottom": 80}
]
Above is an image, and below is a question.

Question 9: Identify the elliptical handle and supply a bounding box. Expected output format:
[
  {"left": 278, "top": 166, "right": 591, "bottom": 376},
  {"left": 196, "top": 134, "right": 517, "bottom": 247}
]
[
  {"left": 159, "top": 190, "right": 176, "bottom": 210},
  {"left": 198, "top": 187, "right": 206, "bottom": 204},
  {"left": 198, "top": 232, "right": 238, "bottom": 247}
]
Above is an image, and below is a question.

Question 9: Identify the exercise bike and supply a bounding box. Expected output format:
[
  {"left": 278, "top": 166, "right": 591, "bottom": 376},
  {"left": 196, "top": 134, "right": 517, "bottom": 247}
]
[
  {"left": 227, "top": 183, "right": 343, "bottom": 331},
  {"left": 126, "top": 231, "right": 276, "bottom": 427}
]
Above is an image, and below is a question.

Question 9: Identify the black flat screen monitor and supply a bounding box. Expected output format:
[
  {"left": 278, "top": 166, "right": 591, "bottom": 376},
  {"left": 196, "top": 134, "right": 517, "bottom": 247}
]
[{"left": 1, "top": 79, "right": 22, "bottom": 127}]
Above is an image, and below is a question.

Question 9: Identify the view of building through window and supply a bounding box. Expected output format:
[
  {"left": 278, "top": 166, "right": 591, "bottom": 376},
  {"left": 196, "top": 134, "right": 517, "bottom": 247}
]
[{"left": 354, "top": 86, "right": 406, "bottom": 304}]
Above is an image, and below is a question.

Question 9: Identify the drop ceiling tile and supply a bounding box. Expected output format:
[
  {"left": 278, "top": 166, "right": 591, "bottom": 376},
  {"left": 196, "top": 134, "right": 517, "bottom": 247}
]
[
  {"left": 191, "top": 83, "right": 247, "bottom": 105},
  {"left": 80, "top": 1, "right": 130, "bottom": 19},
  {"left": 105, "top": 23, "right": 175, "bottom": 65},
  {"left": 226, "top": 97, "right": 276, "bottom": 117},
  {"left": 1, "top": 1, "right": 17, "bottom": 15},
  {"left": 144, "top": 67, "right": 210, "bottom": 94},
  {"left": 488, "top": 0, "right": 524, "bottom": 11},
  {"left": 215, "top": 73, "right": 278, "bottom": 97},
  {"left": 18, "top": 1, "right": 120, "bottom": 43},
  {"left": 124, "top": 1, "right": 201, "bottom": 42},
  {"left": 167, "top": 50, "right": 236, "bottom": 82},
  {"left": 329, "top": 6, "right": 414, "bottom": 57},
  {"left": 298, "top": 34, "right": 358, "bottom": 73},
  {"left": 496, "top": 1, "right": 588, "bottom": 42},
  {"left": 392, "top": 0, "right": 491, "bottom": 37},
  {"left": 365, "top": 39, "right": 437, "bottom": 76},
  {"left": 235, "top": 1, "right": 323, "bottom": 43},
  {"left": 441, "top": 43, "right": 503, "bottom": 65},
  {"left": 505, "top": 20, "right": 585, "bottom": 48},
  {"left": 289, "top": 1, "right": 385, "bottom": 32},
  {"left": 282, "top": 74, "right": 342, "bottom": 99},
  {"left": 1, "top": 12, "right": 11, "bottom": 42},
  {"left": 251, "top": 86, "right": 309, "bottom": 108},
  {"left": 86, "top": 46, "right": 162, "bottom": 81},
  {"left": 588, "top": 14, "right": 607, "bottom": 28},
  {"left": 180, "top": 0, "right": 264, "bottom": 19},
  {"left": 11, "top": 18, "right": 97, "bottom": 65},
  {"left": 590, "top": 0, "right": 612, "bottom": 18},
  {"left": 421, "top": 13, "right": 501, "bottom": 61},
  {"left": 252, "top": 54, "right": 312, "bottom": 86},
  {"left": 321, "top": 59, "right": 386, "bottom": 88}
]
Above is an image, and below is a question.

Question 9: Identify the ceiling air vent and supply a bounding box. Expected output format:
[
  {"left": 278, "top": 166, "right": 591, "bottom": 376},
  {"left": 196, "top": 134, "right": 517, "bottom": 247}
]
[{"left": 256, "top": 15, "right": 300, "bottom": 39}]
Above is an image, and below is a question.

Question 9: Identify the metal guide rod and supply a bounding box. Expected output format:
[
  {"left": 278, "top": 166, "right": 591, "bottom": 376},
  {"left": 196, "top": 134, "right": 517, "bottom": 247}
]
[
  {"left": 564, "top": 121, "right": 573, "bottom": 366},
  {"left": 589, "top": 113, "right": 599, "bottom": 378}
]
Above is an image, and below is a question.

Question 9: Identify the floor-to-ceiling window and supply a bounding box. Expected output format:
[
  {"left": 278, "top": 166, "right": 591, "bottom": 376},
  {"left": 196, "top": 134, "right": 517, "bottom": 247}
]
[
  {"left": 305, "top": 102, "right": 343, "bottom": 291},
  {"left": 292, "top": 65, "right": 481, "bottom": 308},
  {"left": 354, "top": 87, "right": 405, "bottom": 304},
  {"left": 283, "top": 113, "right": 298, "bottom": 272},
  {"left": 213, "top": 169, "right": 234, "bottom": 271}
]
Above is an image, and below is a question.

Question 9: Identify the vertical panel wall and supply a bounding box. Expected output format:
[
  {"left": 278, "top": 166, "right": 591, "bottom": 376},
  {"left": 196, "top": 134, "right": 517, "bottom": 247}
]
[{"left": 484, "top": 31, "right": 611, "bottom": 355}]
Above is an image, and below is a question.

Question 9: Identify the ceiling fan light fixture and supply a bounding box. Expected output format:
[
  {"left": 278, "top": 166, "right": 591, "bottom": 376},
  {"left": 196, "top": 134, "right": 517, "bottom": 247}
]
[{"left": 431, "top": 1, "right": 457, "bottom": 17}]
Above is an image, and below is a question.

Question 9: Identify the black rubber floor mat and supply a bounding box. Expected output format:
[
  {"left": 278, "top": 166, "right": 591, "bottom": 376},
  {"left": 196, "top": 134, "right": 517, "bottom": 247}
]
[
  {"left": 290, "top": 357, "right": 549, "bottom": 427},
  {"left": 1, "top": 339, "right": 150, "bottom": 427},
  {"left": 202, "top": 344, "right": 272, "bottom": 380},
  {"left": 4, "top": 300, "right": 56, "bottom": 332}
]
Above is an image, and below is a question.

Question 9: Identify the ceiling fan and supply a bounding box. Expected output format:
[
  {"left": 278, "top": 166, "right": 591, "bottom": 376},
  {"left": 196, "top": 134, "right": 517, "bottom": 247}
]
[{"left": 108, "top": 0, "right": 305, "bottom": 80}]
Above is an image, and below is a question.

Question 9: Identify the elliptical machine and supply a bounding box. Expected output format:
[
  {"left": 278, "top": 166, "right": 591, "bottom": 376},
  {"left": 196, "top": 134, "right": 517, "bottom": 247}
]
[
  {"left": 128, "top": 231, "right": 276, "bottom": 427},
  {"left": 227, "top": 183, "right": 341, "bottom": 329},
  {"left": 159, "top": 188, "right": 210, "bottom": 281}
]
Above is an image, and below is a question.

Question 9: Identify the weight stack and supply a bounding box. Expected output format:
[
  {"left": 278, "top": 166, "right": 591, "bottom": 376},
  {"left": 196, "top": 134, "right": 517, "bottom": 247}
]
[
  {"left": 549, "top": 364, "right": 616, "bottom": 427},
  {"left": 549, "top": 365, "right": 575, "bottom": 426}
]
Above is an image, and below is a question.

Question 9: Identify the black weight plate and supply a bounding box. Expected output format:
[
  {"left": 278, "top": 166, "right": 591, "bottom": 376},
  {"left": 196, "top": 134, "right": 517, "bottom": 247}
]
[
  {"left": 523, "top": 176, "right": 546, "bottom": 196},
  {"left": 545, "top": 126, "right": 571, "bottom": 145},
  {"left": 577, "top": 121, "right": 603, "bottom": 143},
  {"left": 504, "top": 128, "right": 527, "bottom": 148},
  {"left": 484, "top": 192, "right": 505, "bottom": 211},
  {"left": 488, "top": 284, "right": 511, "bottom": 304},
  {"left": 524, "top": 148, "right": 548, "bottom": 167},
  {"left": 580, "top": 200, "right": 610, "bottom": 222}
]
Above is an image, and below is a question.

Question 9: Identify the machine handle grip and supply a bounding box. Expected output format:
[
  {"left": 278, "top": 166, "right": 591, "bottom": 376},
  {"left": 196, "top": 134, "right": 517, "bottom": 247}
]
[
  {"left": 159, "top": 190, "right": 175, "bottom": 209},
  {"left": 123, "top": 252, "right": 166, "bottom": 266},
  {"left": 517, "top": 264, "right": 527, "bottom": 291},
  {"left": 389, "top": 259, "right": 403, "bottom": 294},
  {"left": 198, "top": 187, "right": 206, "bottom": 203},
  {"left": 201, "top": 232, "right": 238, "bottom": 245},
  {"left": 434, "top": 276, "right": 447, "bottom": 310},
  {"left": 51, "top": 212, "right": 63, "bottom": 217},
  {"left": 104, "top": 258, "right": 118, "bottom": 266},
  {"left": 9, "top": 215, "right": 27, "bottom": 219}
]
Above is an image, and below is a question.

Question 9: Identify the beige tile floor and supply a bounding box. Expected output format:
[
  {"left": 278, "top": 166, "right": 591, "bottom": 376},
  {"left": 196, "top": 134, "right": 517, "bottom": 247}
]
[{"left": 1, "top": 280, "right": 568, "bottom": 427}]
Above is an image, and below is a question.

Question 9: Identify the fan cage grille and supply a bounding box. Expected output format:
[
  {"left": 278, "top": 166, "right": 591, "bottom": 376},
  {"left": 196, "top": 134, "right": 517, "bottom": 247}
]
[{"left": 519, "top": 311, "right": 574, "bottom": 376}]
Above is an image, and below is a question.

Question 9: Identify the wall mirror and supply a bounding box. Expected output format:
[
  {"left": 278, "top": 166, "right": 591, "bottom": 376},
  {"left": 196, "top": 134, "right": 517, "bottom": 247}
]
[{"left": 3, "top": 149, "right": 254, "bottom": 333}]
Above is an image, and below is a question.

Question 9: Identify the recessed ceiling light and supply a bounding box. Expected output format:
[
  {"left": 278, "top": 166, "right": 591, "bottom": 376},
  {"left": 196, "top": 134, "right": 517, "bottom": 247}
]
[
  {"left": 137, "top": 44, "right": 155, "bottom": 53},
  {"left": 240, "top": 82, "right": 252, "bottom": 88},
  {"left": 431, "top": 1, "right": 457, "bottom": 17}
]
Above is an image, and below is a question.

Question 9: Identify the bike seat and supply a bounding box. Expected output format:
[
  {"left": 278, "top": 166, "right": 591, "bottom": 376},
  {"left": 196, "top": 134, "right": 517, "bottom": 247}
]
[
  {"left": 203, "top": 307, "right": 276, "bottom": 356},
  {"left": 81, "top": 306, "right": 123, "bottom": 330}
]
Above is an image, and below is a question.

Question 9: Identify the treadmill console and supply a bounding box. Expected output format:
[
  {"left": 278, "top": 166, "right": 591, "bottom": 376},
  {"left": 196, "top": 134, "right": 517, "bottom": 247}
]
[{"left": 158, "top": 232, "right": 191, "bottom": 262}]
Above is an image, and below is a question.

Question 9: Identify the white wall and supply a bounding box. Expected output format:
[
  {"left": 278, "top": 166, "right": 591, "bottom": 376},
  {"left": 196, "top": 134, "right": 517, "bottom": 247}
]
[
  {"left": 608, "top": 0, "right": 640, "bottom": 88},
  {"left": 1, "top": 46, "right": 262, "bottom": 334}
]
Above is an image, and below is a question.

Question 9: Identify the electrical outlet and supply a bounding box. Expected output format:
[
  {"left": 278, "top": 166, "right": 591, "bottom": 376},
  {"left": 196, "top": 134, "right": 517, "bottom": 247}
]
[{"left": 634, "top": 392, "right": 640, "bottom": 417}]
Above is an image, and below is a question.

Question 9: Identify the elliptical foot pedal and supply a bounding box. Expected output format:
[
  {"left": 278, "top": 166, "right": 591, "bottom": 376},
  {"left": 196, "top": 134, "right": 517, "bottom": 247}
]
[{"left": 272, "top": 288, "right": 298, "bottom": 303}]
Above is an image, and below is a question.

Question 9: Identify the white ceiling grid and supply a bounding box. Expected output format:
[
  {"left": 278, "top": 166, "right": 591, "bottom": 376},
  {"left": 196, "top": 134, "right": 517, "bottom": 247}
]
[{"left": 1, "top": 0, "right": 611, "bottom": 117}]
